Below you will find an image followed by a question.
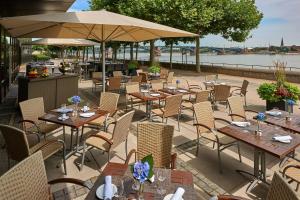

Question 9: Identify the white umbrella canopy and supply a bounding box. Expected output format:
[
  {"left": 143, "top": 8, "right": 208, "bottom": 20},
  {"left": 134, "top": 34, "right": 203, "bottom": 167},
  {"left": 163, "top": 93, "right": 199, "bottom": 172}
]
[
  {"left": 0, "top": 10, "right": 198, "bottom": 91},
  {"left": 22, "top": 38, "right": 99, "bottom": 47}
]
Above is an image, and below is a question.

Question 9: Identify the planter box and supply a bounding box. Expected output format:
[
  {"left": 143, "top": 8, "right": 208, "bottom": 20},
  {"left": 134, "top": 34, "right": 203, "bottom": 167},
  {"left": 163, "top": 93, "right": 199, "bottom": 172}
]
[{"left": 266, "top": 100, "right": 293, "bottom": 113}]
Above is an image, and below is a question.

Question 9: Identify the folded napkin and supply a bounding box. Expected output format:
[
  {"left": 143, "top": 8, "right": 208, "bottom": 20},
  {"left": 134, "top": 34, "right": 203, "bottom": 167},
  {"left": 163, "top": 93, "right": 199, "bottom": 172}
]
[
  {"left": 150, "top": 93, "right": 160, "bottom": 97},
  {"left": 177, "top": 89, "right": 187, "bottom": 93},
  {"left": 79, "top": 112, "right": 95, "bottom": 118},
  {"left": 231, "top": 121, "right": 250, "bottom": 127},
  {"left": 56, "top": 108, "right": 73, "bottom": 113},
  {"left": 167, "top": 86, "right": 176, "bottom": 90},
  {"left": 104, "top": 176, "right": 113, "bottom": 200},
  {"left": 273, "top": 135, "right": 292, "bottom": 143},
  {"left": 266, "top": 111, "right": 282, "bottom": 116},
  {"left": 170, "top": 187, "right": 185, "bottom": 200},
  {"left": 141, "top": 89, "right": 149, "bottom": 93}
]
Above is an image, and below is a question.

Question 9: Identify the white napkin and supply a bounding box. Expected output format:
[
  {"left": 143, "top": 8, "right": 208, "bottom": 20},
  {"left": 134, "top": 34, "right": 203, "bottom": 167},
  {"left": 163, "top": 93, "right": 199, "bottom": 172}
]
[
  {"left": 273, "top": 135, "right": 292, "bottom": 143},
  {"left": 170, "top": 187, "right": 185, "bottom": 200},
  {"left": 177, "top": 89, "right": 187, "bottom": 93},
  {"left": 167, "top": 86, "right": 176, "bottom": 90},
  {"left": 231, "top": 121, "right": 250, "bottom": 127},
  {"left": 81, "top": 106, "right": 90, "bottom": 112},
  {"left": 104, "top": 176, "right": 113, "bottom": 199},
  {"left": 56, "top": 108, "right": 73, "bottom": 113},
  {"left": 150, "top": 93, "right": 160, "bottom": 97},
  {"left": 141, "top": 89, "right": 149, "bottom": 93},
  {"left": 79, "top": 112, "right": 95, "bottom": 118},
  {"left": 266, "top": 111, "right": 282, "bottom": 116}
]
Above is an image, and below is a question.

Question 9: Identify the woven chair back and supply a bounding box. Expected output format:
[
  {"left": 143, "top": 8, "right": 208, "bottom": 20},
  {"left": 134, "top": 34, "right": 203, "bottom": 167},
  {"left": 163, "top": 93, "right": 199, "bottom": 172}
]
[
  {"left": 205, "top": 74, "right": 217, "bottom": 81},
  {"left": 266, "top": 172, "right": 299, "bottom": 200},
  {"left": 166, "top": 72, "right": 174, "bottom": 84},
  {"left": 151, "top": 81, "right": 163, "bottom": 91},
  {"left": 19, "top": 97, "right": 45, "bottom": 129},
  {"left": 227, "top": 96, "right": 246, "bottom": 121},
  {"left": 99, "top": 92, "right": 119, "bottom": 115},
  {"left": 195, "top": 90, "right": 210, "bottom": 103},
  {"left": 113, "top": 71, "right": 123, "bottom": 77},
  {"left": 108, "top": 77, "right": 121, "bottom": 91},
  {"left": 126, "top": 83, "right": 140, "bottom": 94},
  {"left": 193, "top": 101, "right": 215, "bottom": 133},
  {"left": 111, "top": 111, "right": 135, "bottom": 149},
  {"left": 0, "top": 151, "right": 49, "bottom": 200},
  {"left": 0, "top": 124, "right": 30, "bottom": 162},
  {"left": 164, "top": 94, "right": 182, "bottom": 117},
  {"left": 92, "top": 72, "right": 102, "bottom": 79},
  {"left": 139, "top": 73, "right": 148, "bottom": 83},
  {"left": 241, "top": 80, "right": 249, "bottom": 96},
  {"left": 137, "top": 123, "right": 174, "bottom": 168},
  {"left": 213, "top": 85, "right": 231, "bottom": 101},
  {"left": 131, "top": 76, "right": 142, "bottom": 83},
  {"left": 160, "top": 68, "right": 169, "bottom": 79}
]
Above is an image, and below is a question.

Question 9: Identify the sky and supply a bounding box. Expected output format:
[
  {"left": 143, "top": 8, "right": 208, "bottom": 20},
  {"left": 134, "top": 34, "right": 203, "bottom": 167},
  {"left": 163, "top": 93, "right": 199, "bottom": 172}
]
[{"left": 69, "top": 0, "right": 300, "bottom": 48}]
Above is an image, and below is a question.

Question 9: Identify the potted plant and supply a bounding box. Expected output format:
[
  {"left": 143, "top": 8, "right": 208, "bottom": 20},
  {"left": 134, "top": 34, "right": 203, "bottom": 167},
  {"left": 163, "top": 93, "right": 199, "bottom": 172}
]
[
  {"left": 148, "top": 63, "right": 160, "bottom": 75},
  {"left": 257, "top": 62, "right": 300, "bottom": 111},
  {"left": 127, "top": 60, "right": 139, "bottom": 76}
]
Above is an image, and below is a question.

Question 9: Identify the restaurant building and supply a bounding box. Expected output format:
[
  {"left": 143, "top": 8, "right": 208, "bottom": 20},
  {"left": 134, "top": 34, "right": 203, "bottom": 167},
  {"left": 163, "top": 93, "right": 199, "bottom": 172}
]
[{"left": 0, "top": 0, "right": 75, "bottom": 103}]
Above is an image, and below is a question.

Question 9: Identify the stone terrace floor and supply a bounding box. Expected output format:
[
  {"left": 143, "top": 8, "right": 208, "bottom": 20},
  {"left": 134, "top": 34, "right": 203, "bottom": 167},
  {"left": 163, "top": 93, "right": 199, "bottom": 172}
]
[{"left": 1, "top": 68, "right": 300, "bottom": 200}]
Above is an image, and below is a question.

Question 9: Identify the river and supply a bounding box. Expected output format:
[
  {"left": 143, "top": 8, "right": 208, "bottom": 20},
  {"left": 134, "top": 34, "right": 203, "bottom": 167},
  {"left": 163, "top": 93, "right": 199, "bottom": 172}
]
[{"left": 116, "top": 52, "right": 300, "bottom": 68}]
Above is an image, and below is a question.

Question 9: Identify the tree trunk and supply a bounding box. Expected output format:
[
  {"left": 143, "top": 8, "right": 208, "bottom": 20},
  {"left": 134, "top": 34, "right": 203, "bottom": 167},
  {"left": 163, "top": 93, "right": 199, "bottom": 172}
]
[
  {"left": 82, "top": 47, "right": 85, "bottom": 62},
  {"left": 195, "top": 36, "right": 201, "bottom": 72},
  {"left": 170, "top": 42, "right": 173, "bottom": 69},
  {"left": 150, "top": 40, "right": 155, "bottom": 66},
  {"left": 123, "top": 45, "right": 126, "bottom": 62},
  {"left": 135, "top": 42, "right": 138, "bottom": 60},
  {"left": 130, "top": 43, "right": 134, "bottom": 61}
]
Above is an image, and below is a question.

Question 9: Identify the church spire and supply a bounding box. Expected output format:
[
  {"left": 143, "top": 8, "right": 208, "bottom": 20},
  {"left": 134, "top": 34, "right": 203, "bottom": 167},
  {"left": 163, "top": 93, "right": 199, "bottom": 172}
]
[{"left": 280, "top": 37, "right": 284, "bottom": 47}]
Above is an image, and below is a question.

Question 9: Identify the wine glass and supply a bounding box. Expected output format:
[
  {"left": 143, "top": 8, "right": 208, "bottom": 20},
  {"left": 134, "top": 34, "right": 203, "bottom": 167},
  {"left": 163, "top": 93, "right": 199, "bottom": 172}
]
[
  {"left": 156, "top": 168, "right": 167, "bottom": 196},
  {"left": 116, "top": 180, "right": 124, "bottom": 198}
]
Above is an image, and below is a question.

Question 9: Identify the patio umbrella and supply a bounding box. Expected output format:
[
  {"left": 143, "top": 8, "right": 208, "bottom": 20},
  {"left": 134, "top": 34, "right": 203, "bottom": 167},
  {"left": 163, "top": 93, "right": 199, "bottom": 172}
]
[
  {"left": 22, "top": 38, "right": 99, "bottom": 62},
  {"left": 0, "top": 10, "right": 197, "bottom": 91}
]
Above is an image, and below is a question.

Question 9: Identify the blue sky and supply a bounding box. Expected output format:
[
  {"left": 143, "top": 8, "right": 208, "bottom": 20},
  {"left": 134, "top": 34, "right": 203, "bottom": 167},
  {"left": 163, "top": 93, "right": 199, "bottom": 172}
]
[{"left": 69, "top": 0, "right": 300, "bottom": 47}]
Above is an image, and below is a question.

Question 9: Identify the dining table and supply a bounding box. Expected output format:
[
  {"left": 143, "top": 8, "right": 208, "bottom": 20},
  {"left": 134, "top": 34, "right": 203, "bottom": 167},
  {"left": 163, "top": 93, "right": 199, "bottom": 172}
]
[
  {"left": 128, "top": 91, "right": 169, "bottom": 119},
  {"left": 85, "top": 162, "right": 198, "bottom": 200},
  {"left": 218, "top": 120, "right": 300, "bottom": 191},
  {"left": 38, "top": 107, "right": 108, "bottom": 159},
  {"left": 203, "top": 80, "right": 228, "bottom": 90},
  {"left": 159, "top": 87, "right": 192, "bottom": 96}
]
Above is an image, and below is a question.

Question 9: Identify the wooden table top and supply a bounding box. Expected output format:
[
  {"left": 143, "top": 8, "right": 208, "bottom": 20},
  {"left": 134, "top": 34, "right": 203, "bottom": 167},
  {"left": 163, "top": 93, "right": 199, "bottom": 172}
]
[
  {"left": 86, "top": 162, "right": 197, "bottom": 200},
  {"left": 262, "top": 109, "right": 300, "bottom": 133},
  {"left": 218, "top": 121, "right": 300, "bottom": 159},
  {"left": 38, "top": 109, "right": 108, "bottom": 129},
  {"left": 159, "top": 88, "right": 191, "bottom": 95},
  {"left": 128, "top": 91, "right": 170, "bottom": 101},
  {"left": 203, "top": 81, "right": 228, "bottom": 86}
]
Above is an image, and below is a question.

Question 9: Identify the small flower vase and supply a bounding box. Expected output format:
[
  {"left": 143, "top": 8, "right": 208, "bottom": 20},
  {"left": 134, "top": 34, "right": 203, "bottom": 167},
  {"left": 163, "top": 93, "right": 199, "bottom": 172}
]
[
  {"left": 286, "top": 105, "right": 292, "bottom": 122},
  {"left": 138, "top": 183, "right": 144, "bottom": 200},
  {"left": 176, "top": 83, "right": 179, "bottom": 89},
  {"left": 73, "top": 103, "right": 78, "bottom": 117},
  {"left": 255, "top": 120, "right": 262, "bottom": 136}
]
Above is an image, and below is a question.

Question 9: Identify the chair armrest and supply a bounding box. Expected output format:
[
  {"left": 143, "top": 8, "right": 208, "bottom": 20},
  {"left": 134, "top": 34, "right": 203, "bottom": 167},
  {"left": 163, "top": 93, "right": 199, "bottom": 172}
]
[
  {"left": 86, "top": 134, "right": 113, "bottom": 145},
  {"left": 217, "top": 195, "right": 250, "bottom": 200},
  {"left": 33, "top": 139, "right": 65, "bottom": 153},
  {"left": 19, "top": 119, "right": 41, "bottom": 134},
  {"left": 193, "top": 123, "right": 214, "bottom": 132},
  {"left": 228, "top": 113, "right": 246, "bottom": 120},
  {"left": 283, "top": 164, "right": 300, "bottom": 177},
  {"left": 171, "top": 153, "right": 177, "bottom": 169},
  {"left": 214, "top": 117, "right": 231, "bottom": 125},
  {"left": 125, "top": 149, "right": 137, "bottom": 165},
  {"left": 26, "top": 132, "right": 41, "bottom": 143},
  {"left": 48, "top": 178, "right": 93, "bottom": 190}
]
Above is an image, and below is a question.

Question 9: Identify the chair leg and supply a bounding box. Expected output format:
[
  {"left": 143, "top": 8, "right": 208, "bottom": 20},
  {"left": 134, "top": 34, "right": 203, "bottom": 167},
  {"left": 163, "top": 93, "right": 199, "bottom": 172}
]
[
  {"left": 296, "top": 183, "right": 299, "bottom": 192},
  {"left": 212, "top": 142, "right": 215, "bottom": 149},
  {"left": 237, "top": 142, "right": 242, "bottom": 163},
  {"left": 62, "top": 142, "right": 67, "bottom": 175},
  {"left": 196, "top": 134, "right": 200, "bottom": 156},
  {"left": 70, "top": 129, "right": 74, "bottom": 150},
  {"left": 80, "top": 126, "right": 84, "bottom": 142},
  {"left": 80, "top": 142, "right": 86, "bottom": 171},
  {"left": 217, "top": 144, "right": 223, "bottom": 174},
  {"left": 63, "top": 126, "right": 66, "bottom": 142},
  {"left": 125, "top": 138, "right": 128, "bottom": 157},
  {"left": 177, "top": 114, "right": 180, "bottom": 131}
]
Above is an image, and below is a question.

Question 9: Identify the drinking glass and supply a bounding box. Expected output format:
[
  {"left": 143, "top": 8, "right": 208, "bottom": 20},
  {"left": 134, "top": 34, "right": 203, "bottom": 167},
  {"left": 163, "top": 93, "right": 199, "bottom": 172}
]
[
  {"left": 116, "top": 180, "right": 124, "bottom": 198},
  {"left": 156, "top": 168, "right": 167, "bottom": 196}
]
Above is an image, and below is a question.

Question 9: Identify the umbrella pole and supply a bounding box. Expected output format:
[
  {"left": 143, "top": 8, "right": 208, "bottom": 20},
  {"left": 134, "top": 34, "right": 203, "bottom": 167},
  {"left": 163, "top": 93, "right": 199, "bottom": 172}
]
[{"left": 102, "top": 41, "right": 106, "bottom": 92}]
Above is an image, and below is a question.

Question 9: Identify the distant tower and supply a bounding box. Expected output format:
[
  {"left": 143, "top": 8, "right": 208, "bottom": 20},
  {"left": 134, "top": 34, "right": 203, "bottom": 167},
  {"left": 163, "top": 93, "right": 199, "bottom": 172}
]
[{"left": 280, "top": 37, "right": 284, "bottom": 47}]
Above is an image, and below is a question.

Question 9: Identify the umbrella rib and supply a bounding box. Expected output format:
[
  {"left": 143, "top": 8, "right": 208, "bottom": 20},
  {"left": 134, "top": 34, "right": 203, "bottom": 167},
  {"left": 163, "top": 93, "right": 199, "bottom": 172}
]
[
  {"left": 15, "top": 22, "right": 63, "bottom": 38},
  {"left": 87, "top": 24, "right": 96, "bottom": 38},
  {"left": 63, "top": 25, "right": 93, "bottom": 39},
  {"left": 111, "top": 27, "right": 140, "bottom": 41},
  {"left": 104, "top": 25, "right": 121, "bottom": 41}
]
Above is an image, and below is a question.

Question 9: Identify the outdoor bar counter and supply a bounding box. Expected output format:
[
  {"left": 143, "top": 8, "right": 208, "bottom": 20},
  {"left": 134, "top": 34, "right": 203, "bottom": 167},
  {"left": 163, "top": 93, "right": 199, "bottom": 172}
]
[{"left": 18, "top": 74, "right": 79, "bottom": 111}]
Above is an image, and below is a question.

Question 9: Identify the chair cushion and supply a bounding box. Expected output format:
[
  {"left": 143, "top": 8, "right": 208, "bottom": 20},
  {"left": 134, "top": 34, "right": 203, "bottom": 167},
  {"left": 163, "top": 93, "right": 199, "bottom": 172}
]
[
  {"left": 30, "top": 140, "right": 63, "bottom": 160},
  {"left": 201, "top": 131, "right": 237, "bottom": 145},
  {"left": 181, "top": 101, "right": 193, "bottom": 109},
  {"left": 85, "top": 131, "right": 112, "bottom": 151}
]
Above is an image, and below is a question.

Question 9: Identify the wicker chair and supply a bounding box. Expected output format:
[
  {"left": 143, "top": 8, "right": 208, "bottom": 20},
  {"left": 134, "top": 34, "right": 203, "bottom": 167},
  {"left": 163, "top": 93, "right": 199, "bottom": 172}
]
[
  {"left": 84, "top": 92, "right": 119, "bottom": 131},
  {"left": 280, "top": 158, "right": 300, "bottom": 191},
  {"left": 0, "top": 124, "right": 66, "bottom": 174},
  {"left": 193, "top": 101, "right": 242, "bottom": 173},
  {"left": 113, "top": 70, "right": 123, "bottom": 77},
  {"left": 126, "top": 123, "right": 176, "bottom": 169},
  {"left": 81, "top": 110, "right": 135, "bottom": 170},
  {"left": 182, "top": 90, "right": 210, "bottom": 117},
  {"left": 125, "top": 82, "right": 144, "bottom": 110},
  {"left": 230, "top": 80, "right": 249, "bottom": 106},
  {"left": 139, "top": 72, "right": 148, "bottom": 83},
  {"left": 107, "top": 77, "right": 122, "bottom": 92},
  {"left": 0, "top": 151, "right": 91, "bottom": 200},
  {"left": 185, "top": 79, "right": 202, "bottom": 93},
  {"left": 160, "top": 68, "right": 169, "bottom": 79},
  {"left": 92, "top": 72, "right": 103, "bottom": 91},
  {"left": 151, "top": 94, "right": 183, "bottom": 131},
  {"left": 131, "top": 75, "right": 142, "bottom": 83},
  {"left": 216, "top": 172, "right": 299, "bottom": 200},
  {"left": 19, "top": 97, "right": 62, "bottom": 139},
  {"left": 227, "top": 96, "right": 258, "bottom": 121},
  {"left": 211, "top": 85, "right": 231, "bottom": 110},
  {"left": 151, "top": 80, "right": 164, "bottom": 91},
  {"left": 163, "top": 71, "right": 174, "bottom": 86},
  {"left": 204, "top": 74, "right": 218, "bottom": 90}
]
